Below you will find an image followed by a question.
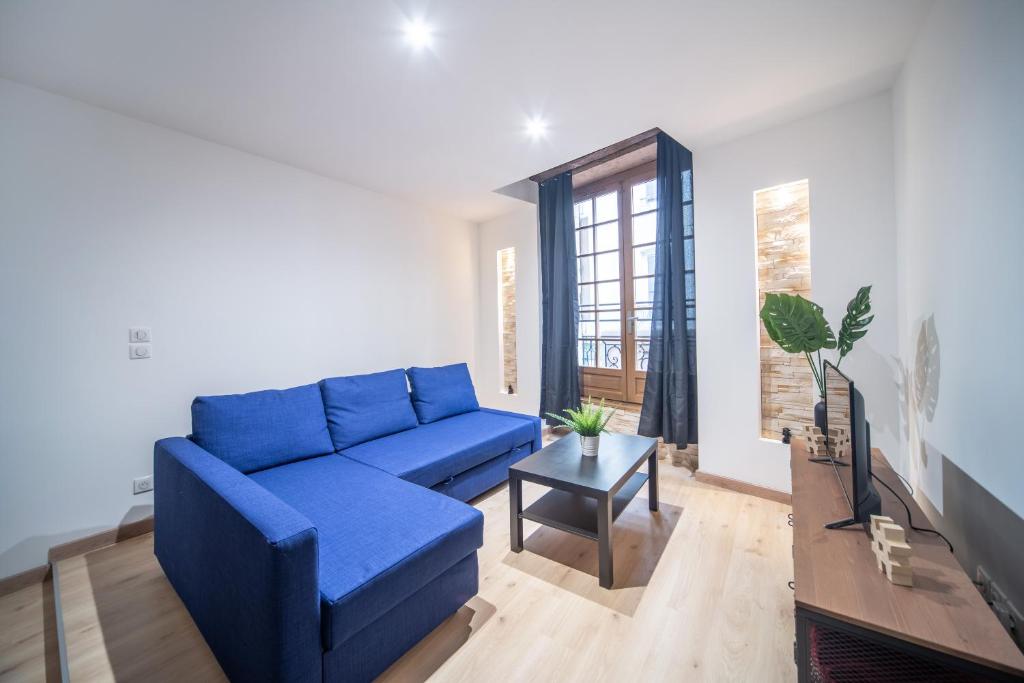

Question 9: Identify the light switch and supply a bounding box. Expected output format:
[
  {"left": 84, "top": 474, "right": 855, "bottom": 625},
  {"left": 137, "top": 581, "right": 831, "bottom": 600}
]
[
  {"left": 129, "top": 327, "right": 152, "bottom": 343},
  {"left": 129, "top": 343, "right": 152, "bottom": 359}
]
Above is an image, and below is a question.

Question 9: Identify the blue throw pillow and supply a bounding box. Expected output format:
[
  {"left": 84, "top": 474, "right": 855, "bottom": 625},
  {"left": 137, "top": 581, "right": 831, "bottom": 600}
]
[
  {"left": 319, "top": 369, "right": 419, "bottom": 450},
  {"left": 191, "top": 383, "right": 334, "bottom": 473},
  {"left": 406, "top": 363, "right": 480, "bottom": 424}
]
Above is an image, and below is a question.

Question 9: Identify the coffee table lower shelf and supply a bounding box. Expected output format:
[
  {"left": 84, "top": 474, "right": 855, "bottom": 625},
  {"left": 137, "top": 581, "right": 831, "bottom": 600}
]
[{"left": 519, "top": 471, "right": 649, "bottom": 540}]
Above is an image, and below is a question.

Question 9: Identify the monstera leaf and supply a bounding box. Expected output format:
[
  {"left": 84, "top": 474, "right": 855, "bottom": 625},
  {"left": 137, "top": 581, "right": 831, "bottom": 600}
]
[
  {"left": 837, "top": 285, "right": 874, "bottom": 359},
  {"left": 760, "top": 293, "right": 836, "bottom": 354}
]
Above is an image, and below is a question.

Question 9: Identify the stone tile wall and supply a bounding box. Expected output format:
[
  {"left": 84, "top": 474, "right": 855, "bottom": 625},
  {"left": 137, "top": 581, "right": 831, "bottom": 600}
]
[
  {"left": 499, "top": 248, "right": 517, "bottom": 394},
  {"left": 755, "top": 180, "right": 815, "bottom": 440}
]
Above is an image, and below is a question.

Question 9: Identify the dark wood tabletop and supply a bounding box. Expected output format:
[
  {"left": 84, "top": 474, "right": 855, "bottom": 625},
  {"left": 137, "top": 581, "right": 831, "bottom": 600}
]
[{"left": 509, "top": 432, "right": 657, "bottom": 496}]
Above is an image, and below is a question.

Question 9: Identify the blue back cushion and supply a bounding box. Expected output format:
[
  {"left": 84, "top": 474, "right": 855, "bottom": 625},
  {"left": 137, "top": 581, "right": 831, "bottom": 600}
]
[
  {"left": 191, "top": 384, "right": 334, "bottom": 473},
  {"left": 319, "top": 369, "right": 419, "bottom": 450},
  {"left": 406, "top": 363, "right": 480, "bottom": 424}
]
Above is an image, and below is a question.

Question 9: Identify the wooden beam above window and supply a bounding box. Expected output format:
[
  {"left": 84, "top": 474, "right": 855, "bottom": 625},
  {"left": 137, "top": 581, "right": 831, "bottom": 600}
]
[{"left": 529, "top": 128, "right": 661, "bottom": 184}]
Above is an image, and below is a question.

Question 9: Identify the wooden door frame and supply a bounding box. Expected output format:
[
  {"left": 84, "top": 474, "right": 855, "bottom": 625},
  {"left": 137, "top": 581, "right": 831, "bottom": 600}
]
[{"left": 573, "top": 161, "right": 657, "bottom": 404}]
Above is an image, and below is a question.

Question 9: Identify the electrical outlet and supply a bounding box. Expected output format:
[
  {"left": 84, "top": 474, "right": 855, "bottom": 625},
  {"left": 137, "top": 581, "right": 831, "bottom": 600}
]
[
  {"left": 129, "top": 343, "right": 152, "bottom": 359},
  {"left": 133, "top": 475, "right": 153, "bottom": 495},
  {"left": 977, "top": 566, "right": 1023, "bottom": 646},
  {"left": 129, "top": 327, "right": 152, "bottom": 343}
]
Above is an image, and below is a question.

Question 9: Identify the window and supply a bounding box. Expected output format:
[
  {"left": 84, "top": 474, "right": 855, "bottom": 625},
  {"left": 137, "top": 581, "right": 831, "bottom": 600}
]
[
  {"left": 497, "top": 247, "right": 517, "bottom": 394},
  {"left": 755, "top": 179, "right": 812, "bottom": 439}
]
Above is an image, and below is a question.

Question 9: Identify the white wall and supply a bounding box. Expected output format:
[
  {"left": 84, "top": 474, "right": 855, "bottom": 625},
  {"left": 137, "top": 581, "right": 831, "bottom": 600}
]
[
  {"left": 893, "top": 0, "right": 1024, "bottom": 519},
  {"left": 692, "top": 92, "right": 900, "bottom": 493},
  {"left": 475, "top": 203, "right": 541, "bottom": 417},
  {"left": 0, "top": 79, "right": 478, "bottom": 580}
]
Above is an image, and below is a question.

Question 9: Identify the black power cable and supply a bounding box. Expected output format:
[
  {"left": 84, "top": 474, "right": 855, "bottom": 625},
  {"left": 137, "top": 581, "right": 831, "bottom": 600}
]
[{"left": 871, "top": 471, "right": 954, "bottom": 553}]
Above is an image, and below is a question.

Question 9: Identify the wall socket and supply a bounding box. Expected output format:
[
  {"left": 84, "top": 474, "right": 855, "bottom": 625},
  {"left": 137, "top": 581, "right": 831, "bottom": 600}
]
[
  {"left": 977, "top": 566, "right": 1022, "bottom": 647},
  {"left": 133, "top": 475, "right": 154, "bottom": 495}
]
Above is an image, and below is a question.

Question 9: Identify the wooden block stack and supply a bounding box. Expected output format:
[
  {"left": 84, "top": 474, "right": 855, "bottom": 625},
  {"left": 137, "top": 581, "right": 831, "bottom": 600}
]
[
  {"left": 870, "top": 515, "right": 913, "bottom": 587},
  {"left": 802, "top": 426, "right": 828, "bottom": 457},
  {"left": 828, "top": 427, "right": 851, "bottom": 459},
  {"left": 802, "top": 425, "right": 851, "bottom": 459}
]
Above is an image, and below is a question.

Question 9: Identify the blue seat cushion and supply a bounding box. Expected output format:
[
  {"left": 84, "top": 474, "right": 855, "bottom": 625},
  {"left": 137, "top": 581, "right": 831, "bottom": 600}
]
[
  {"left": 191, "top": 384, "right": 334, "bottom": 473},
  {"left": 340, "top": 410, "right": 536, "bottom": 487},
  {"left": 319, "top": 369, "right": 418, "bottom": 450},
  {"left": 406, "top": 363, "right": 480, "bottom": 424},
  {"left": 249, "top": 456, "right": 482, "bottom": 650}
]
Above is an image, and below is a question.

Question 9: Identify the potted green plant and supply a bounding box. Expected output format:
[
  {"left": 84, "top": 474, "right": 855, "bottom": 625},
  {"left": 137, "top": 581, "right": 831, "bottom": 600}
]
[
  {"left": 546, "top": 398, "right": 616, "bottom": 457},
  {"left": 759, "top": 285, "right": 874, "bottom": 429}
]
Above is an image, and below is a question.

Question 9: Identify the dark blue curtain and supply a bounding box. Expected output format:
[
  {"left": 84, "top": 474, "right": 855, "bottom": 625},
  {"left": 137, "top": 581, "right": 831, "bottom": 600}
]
[
  {"left": 638, "top": 132, "right": 697, "bottom": 447},
  {"left": 538, "top": 172, "right": 580, "bottom": 424}
]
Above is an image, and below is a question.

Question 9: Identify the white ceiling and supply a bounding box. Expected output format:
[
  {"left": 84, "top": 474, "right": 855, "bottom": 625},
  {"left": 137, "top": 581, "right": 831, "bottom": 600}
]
[{"left": 0, "top": 0, "right": 932, "bottom": 222}]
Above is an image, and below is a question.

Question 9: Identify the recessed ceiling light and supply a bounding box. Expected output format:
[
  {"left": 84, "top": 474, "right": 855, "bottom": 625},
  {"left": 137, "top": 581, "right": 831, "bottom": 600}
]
[
  {"left": 402, "top": 18, "right": 434, "bottom": 50},
  {"left": 525, "top": 116, "right": 548, "bottom": 139}
]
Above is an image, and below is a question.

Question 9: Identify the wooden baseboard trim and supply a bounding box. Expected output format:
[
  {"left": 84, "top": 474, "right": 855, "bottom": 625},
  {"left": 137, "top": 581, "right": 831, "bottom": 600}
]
[
  {"left": 0, "top": 563, "right": 51, "bottom": 597},
  {"left": 47, "top": 515, "right": 154, "bottom": 564},
  {"left": 694, "top": 471, "right": 792, "bottom": 505}
]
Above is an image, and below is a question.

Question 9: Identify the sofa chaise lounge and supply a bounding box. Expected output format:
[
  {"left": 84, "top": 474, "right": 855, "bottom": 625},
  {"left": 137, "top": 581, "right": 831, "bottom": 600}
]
[{"left": 154, "top": 363, "right": 541, "bottom": 682}]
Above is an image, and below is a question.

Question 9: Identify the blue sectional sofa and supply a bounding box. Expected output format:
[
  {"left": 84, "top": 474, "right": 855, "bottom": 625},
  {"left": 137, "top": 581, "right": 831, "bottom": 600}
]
[{"left": 154, "top": 363, "right": 541, "bottom": 682}]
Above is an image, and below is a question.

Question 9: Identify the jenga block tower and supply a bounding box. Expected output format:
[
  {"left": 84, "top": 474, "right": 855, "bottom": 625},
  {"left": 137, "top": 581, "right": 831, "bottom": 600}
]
[
  {"left": 870, "top": 515, "right": 913, "bottom": 587},
  {"left": 827, "top": 426, "right": 852, "bottom": 459},
  {"left": 802, "top": 426, "right": 829, "bottom": 457}
]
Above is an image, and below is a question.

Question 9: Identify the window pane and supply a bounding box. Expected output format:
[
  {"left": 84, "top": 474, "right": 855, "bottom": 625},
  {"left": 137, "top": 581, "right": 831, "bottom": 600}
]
[
  {"left": 598, "top": 340, "right": 622, "bottom": 369},
  {"left": 683, "top": 204, "right": 694, "bottom": 237},
  {"left": 576, "top": 227, "right": 593, "bottom": 255},
  {"left": 594, "top": 222, "right": 618, "bottom": 252},
  {"left": 682, "top": 169, "right": 693, "bottom": 203},
  {"left": 597, "top": 281, "right": 620, "bottom": 308},
  {"left": 578, "top": 284, "right": 595, "bottom": 308},
  {"left": 575, "top": 200, "right": 593, "bottom": 228},
  {"left": 578, "top": 339, "right": 596, "bottom": 367},
  {"left": 635, "top": 339, "right": 650, "bottom": 371},
  {"left": 634, "top": 276, "right": 654, "bottom": 305},
  {"left": 579, "top": 310, "right": 596, "bottom": 338},
  {"left": 684, "top": 237, "right": 695, "bottom": 270},
  {"left": 632, "top": 179, "right": 657, "bottom": 213},
  {"left": 596, "top": 251, "right": 619, "bottom": 281},
  {"left": 633, "top": 244, "right": 656, "bottom": 278},
  {"left": 598, "top": 310, "right": 621, "bottom": 340},
  {"left": 577, "top": 255, "right": 594, "bottom": 283},
  {"left": 632, "top": 211, "right": 656, "bottom": 244},
  {"left": 595, "top": 191, "right": 618, "bottom": 223},
  {"left": 635, "top": 308, "right": 652, "bottom": 338}
]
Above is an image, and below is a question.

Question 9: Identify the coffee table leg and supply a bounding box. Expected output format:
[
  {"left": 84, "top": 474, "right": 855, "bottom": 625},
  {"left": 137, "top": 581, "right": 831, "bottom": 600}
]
[
  {"left": 597, "top": 494, "right": 613, "bottom": 588},
  {"left": 648, "top": 451, "right": 659, "bottom": 512},
  {"left": 510, "top": 475, "right": 523, "bottom": 552}
]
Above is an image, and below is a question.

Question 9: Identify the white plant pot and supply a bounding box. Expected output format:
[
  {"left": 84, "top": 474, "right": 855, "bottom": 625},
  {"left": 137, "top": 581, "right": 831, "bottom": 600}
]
[{"left": 580, "top": 435, "right": 600, "bottom": 457}]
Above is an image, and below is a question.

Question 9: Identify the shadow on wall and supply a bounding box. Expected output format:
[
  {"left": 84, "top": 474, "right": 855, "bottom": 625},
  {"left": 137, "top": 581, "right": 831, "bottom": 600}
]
[
  {"left": 893, "top": 314, "right": 941, "bottom": 474},
  {"left": 0, "top": 505, "right": 154, "bottom": 578}
]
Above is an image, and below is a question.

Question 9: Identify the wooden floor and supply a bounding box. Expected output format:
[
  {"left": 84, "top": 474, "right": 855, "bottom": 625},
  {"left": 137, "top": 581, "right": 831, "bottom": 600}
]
[
  {"left": 0, "top": 424, "right": 796, "bottom": 682},
  {"left": 0, "top": 579, "right": 60, "bottom": 683}
]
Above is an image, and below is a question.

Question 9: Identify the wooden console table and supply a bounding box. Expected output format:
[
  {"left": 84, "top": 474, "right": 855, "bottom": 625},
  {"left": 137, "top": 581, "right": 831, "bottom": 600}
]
[{"left": 790, "top": 441, "right": 1024, "bottom": 681}]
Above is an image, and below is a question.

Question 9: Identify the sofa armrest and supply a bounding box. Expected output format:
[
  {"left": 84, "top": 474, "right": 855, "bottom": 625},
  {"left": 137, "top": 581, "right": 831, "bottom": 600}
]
[
  {"left": 478, "top": 407, "right": 544, "bottom": 454},
  {"left": 154, "top": 437, "right": 322, "bottom": 683}
]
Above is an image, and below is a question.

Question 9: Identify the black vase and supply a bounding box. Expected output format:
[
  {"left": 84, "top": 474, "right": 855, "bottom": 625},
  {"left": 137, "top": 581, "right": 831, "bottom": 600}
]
[{"left": 814, "top": 399, "right": 827, "bottom": 431}]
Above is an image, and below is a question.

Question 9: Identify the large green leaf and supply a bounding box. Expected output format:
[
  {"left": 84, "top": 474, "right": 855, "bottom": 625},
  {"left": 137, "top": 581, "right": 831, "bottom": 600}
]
[
  {"left": 760, "top": 292, "right": 835, "bottom": 354},
  {"left": 837, "top": 285, "right": 874, "bottom": 359}
]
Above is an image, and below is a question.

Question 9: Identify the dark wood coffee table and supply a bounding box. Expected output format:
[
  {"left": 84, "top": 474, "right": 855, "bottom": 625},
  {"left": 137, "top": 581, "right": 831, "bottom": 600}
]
[{"left": 508, "top": 432, "right": 659, "bottom": 588}]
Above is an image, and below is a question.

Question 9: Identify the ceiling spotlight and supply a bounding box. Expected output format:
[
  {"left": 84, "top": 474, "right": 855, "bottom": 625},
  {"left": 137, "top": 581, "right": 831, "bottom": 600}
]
[
  {"left": 402, "top": 18, "right": 434, "bottom": 50},
  {"left": 525, "top": 116, "right": 548, "bottom": 139}
]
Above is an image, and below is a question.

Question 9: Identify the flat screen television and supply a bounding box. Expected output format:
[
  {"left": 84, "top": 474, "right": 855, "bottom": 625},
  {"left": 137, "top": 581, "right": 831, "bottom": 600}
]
[{"left": 823, "top": 361, "right": 881, "bottom": 531}]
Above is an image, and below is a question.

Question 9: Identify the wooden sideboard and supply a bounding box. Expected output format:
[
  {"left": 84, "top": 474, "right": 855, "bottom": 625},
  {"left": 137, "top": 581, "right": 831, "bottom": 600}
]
[{"left": 790, "top": 441, "right": 1024, "bottom": 681}]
